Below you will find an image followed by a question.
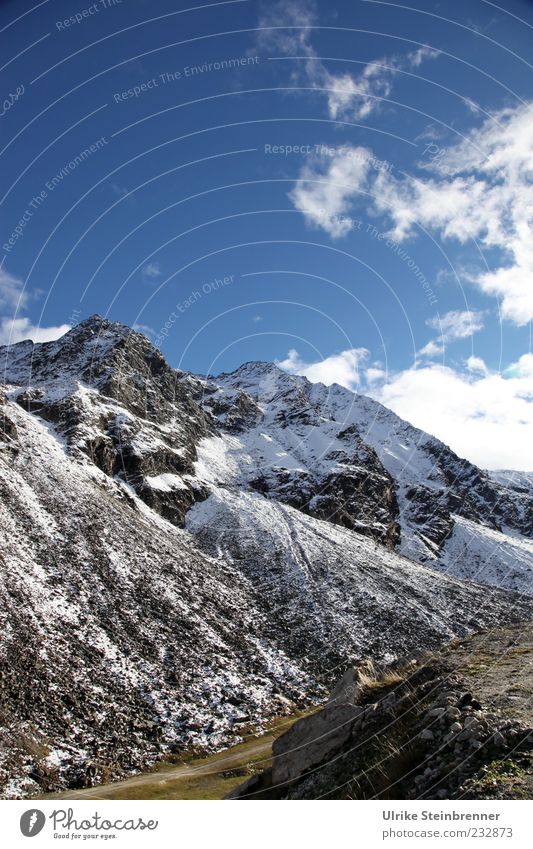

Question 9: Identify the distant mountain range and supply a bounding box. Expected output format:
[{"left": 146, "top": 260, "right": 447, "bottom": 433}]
[{"left": 1, "top": 315, "right": 531, "bottom": 798}]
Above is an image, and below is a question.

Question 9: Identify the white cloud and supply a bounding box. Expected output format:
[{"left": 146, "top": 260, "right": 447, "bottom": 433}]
[
  {"left": 324, "top": 48, "right": 439, "bottom": 123},
  {"left": 373, "top": 357, "right": 533, "bottom": 470},
  {"left": 0, "top": 268, "right": 70, "bottom": 346},
  {"left": 0, "top": 317, "right": 70, "bottom": 345},
  {"left": 418, "top": 339, "right": 444, "bottom": 359},
  {"left": 419, "top": 309, "right": 485, "bottom": 359},
  {"left": 289, "top": 102, "right": 533, "bottom": 324},
  {"left": 289, "top": 146, "right": 370, "bottom": 237},
  {"left": 427, "top": 309, "right": 485, "bottom": 340},
  {"left": 325, "top": 65, "right": 394, "bottom": 122},
  {"left": 373, "top": 103, "right": 533, "bottom": 324},
  {"left": 365, "top": 365, "right": 386, "bottom": 383},
  {"left": 141, "top": 262, "right": 161, "bottom": 281},
  {"left": 256, "top": 0, "right": 317, "bottom": 56},
  {"left": 132, "top": 322, "right": 156, "bottom": 339},
  {"left": 277, "top": 346, "right": 369, "bottom": 391},
  {"left": 0, "top": 268, "right": 28, "bottom": 310},
  {"left": 466, "top": 355, "right": 489, "bottom": 375},
  {"left": 409, "top": 46, "right": 440, "bottom": 68},
  {"left": 257, "top": 0, "right": 438, "bottom": 122}
]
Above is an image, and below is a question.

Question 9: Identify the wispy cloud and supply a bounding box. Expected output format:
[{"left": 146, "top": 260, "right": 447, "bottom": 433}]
[
  {"left": 257, "top": 0, "right": 439, "bottom": 122},
  {"left": 289, "top": 145, "right": 371, "bottom": 237},
  {"left": 290, "top": 101, "right": 533, "bottom": 325},
  {"left": 0, "top": 268, "right": 28, "bottom": 311},
  {"left": 419, "top": 309, "right": 485, "bottom": 358},
  {"left": 141, "top": 262, "right": 162, "bottom": 282},
  {"left": 325, "top": 47, "right": 439, "bottom": 123},
  {"left": 133, "top": 322, "right": 156, "bottom": 339}
]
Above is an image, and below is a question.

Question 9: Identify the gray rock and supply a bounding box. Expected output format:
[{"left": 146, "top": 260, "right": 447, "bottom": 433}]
[
  {"left": 446, "top": 707, "right": 461, "bottom": 720},
  {"left": 271, "top": 704, "right": 362, "bottom": 785},
  {"left": 225, "top": 768, "right": 272, "bottom": 799},
  {"left": 457, "top": 729, "right": 480, "bottom": 742},
  {"left": 419, "top": 729, "right": 434, "bottom": 742},
  {"left": 327, "top": 667, "right": 362, "bottom": 706}
]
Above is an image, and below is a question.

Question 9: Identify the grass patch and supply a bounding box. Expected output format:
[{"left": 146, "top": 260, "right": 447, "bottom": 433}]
[
  {"left": 357, "top": 662, "right": 409, "bottom": 703},
  {"left": 506, "top": 646, "right": 533, "bottom": 658},
  {"left": 345, "top": 706, "right": 427, "bottom": 800},
  {"left": 465, "top": 752, "right": 533, "bottom": 800}
]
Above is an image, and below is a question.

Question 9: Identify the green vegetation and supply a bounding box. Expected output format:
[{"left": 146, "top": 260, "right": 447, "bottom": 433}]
[{"left": 472, "top": 756, "right": 533, "bottom": 800}]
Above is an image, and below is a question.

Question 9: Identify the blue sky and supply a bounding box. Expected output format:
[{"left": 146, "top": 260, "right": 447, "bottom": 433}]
[{"left": 1, "top": 0, "right": 532, "bottom": 469}]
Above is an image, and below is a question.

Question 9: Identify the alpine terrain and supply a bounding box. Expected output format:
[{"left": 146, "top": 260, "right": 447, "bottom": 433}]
[{"left": 0, "top": 316, "right": 532, "bottom": 798}]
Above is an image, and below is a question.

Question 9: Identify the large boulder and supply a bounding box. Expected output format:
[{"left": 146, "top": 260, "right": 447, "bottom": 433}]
[
  {"left": 271, "top": 704, "right": 362, "bottom": 785},
  {"left": 326, "top": 667, "right": 362, "bottom": 706}
]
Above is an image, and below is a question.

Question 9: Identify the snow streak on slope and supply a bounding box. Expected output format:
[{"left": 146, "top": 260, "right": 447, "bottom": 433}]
[
  {"left": 186, "top": 488, "right": 527, "bottom": 664},
  {"left": 439, "top": 516, "right": 533, "bottom": 594},
  {"left": 1, "top": 386, "right": 530, "bottom": 798}
]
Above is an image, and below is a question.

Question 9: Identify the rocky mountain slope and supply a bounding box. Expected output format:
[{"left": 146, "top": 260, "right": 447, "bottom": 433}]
[{"left": 0, "top": 315, "right": 531, "bottom": 798}]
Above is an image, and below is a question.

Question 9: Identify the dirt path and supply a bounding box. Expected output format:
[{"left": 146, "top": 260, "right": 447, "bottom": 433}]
[
  {"left": 41, "top": 711, "right": 312, "bottom": 801},
  {"left": 444, "top": 622, "right": 533, "bottom": 728},
  {"left": 50, "top": 741, "right": 271, "bottom": 800}
]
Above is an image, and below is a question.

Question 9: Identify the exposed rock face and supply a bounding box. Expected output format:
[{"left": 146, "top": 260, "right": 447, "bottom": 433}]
[
  {"left": 2, "top": 318, "right": 213, "bottom": 526},
  {"left": 3, "top": 317, "right": 532, "bottom": 586},
  {"left": 271, "top": 704, "right": 362, "bottom": 785},
  {"left": 0, "top": 316, "right": 532, "bottom": 799}
]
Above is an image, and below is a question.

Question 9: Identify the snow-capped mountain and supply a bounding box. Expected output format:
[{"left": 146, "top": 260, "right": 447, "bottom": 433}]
[
  {"left": 0, "top": 315, "right": 531, "bottom": 798},
  {"left": 183, "top": 359, "right": 533, "bottom": 593}
]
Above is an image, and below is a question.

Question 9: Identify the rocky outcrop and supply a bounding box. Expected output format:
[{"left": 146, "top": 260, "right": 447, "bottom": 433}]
[
  {"left": 2, "top": 317, "right": 533, "bottom": 584},
  {"left": 228, "top": 625, "right": 533, "bottom": 800},
  {"left": 2, "top": 317, "right": 213, "bottom": 526},
  {"left": 271, "top": 704, "right": 363, "bottom": 785}
]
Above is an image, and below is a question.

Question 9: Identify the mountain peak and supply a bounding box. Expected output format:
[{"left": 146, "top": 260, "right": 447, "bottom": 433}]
[
  {"left": 0, "top": 314, "right": 159, "bottom": 391},
  {"left": 216, "top": 360, "right": 285, "bottom": 380},
  {"left": 65, "top": 313, "right": 133, "bottom": 342}
]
